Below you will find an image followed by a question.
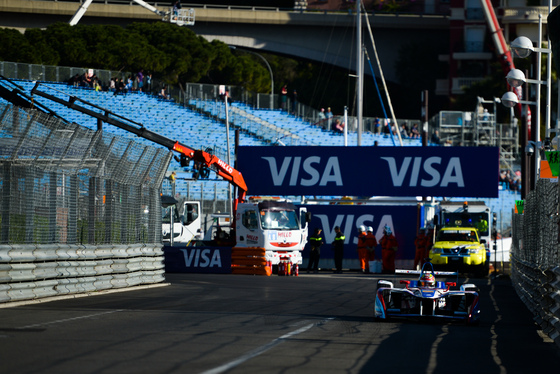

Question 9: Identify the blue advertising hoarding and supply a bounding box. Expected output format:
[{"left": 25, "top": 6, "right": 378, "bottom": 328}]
[
  {"left": 302, "top": 204, "right": 418, "bottom": 263},
  {"left": 163, "top": 246, "right": 232, "bottom": 273},
  {"left": 237, "top": 146, "right": 499, "bottom": 197}
]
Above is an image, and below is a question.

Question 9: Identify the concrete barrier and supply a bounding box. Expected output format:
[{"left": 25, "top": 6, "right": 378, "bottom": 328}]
[
  {"left": 0, "top": 245, "right": 12, "bottom": 262},
  {"left": 0, "top": 244, "right": 165, "bottom": 304}
]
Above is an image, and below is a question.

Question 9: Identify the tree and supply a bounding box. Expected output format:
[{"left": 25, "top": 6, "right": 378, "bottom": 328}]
[{"left": 0, "top": 28, "right": 35, "bottom": 63}]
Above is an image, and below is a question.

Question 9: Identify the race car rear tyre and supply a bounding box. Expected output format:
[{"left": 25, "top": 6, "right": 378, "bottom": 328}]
[{"left": 466, "top": 318, "right": 480, "bottom": 326}]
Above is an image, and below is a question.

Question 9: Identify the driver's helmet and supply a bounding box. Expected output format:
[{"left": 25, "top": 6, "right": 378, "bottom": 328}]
[
  {"left": 367, "top": 226, "right": 374, "bottom": 233},
  {"left": 359, "top": 225, "right": 366, "bottom": 233},
  {"left": 383, "top": 225, "right": 392, "bottom": 235},
  {"left": 419, "top": 272, "right": 436, "bottom": 287}
]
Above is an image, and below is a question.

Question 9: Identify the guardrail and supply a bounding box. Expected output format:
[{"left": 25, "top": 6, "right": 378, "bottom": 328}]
[{"left": 0, "top": 243, "right": 165, "bottom": 304}]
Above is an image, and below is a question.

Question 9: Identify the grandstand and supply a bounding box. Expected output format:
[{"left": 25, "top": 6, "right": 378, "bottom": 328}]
[
  {"left": 1, "top": 80, "right": 421, "bottom": 196},
  {"left": 0, "top": 79, "right": 519, "bottom": 232}
]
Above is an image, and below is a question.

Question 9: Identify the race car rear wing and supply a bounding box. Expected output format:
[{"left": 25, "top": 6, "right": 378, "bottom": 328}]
[{"left": 395, "top": 269, "right": 458, "bottom": 276}]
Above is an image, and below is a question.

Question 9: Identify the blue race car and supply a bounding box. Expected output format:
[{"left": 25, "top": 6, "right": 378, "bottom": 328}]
[{"left": 374, "top": 262, "right": 480, "bottom": 325}]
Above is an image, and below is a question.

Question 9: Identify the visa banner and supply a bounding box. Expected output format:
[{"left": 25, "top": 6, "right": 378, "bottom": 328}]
[
  {"left": 164, "top": 246, "right": 232, "bottom": 273},
  {"left": 302, "top": 204, "right": 418, "bottom": 261},
  {"left": 237, "top": 146, "right": 499, "bottom": 197}
]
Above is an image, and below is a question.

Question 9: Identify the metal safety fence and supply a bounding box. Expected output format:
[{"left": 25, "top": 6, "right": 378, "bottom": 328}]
[
  {"left": 0, "top": 102, "right": 171, "bottom": 303},
  {"left": 511, "top": 178, "right": 560, "bottom": 348}
]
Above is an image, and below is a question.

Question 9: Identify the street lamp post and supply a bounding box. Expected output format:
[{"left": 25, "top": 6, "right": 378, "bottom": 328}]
[
  {"left": 229, "top": 46, "right": 274, "bottom": 109},
  {"left": 502, "top": 11, "right": 552, "bottom": 193}
]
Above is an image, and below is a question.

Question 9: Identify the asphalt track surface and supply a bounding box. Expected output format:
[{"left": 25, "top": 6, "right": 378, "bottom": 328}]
[{"left": 1, "top": 271, "right": 559, "bottom": 374}]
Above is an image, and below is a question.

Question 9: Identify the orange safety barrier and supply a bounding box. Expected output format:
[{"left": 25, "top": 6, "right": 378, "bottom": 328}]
[
  {"left": 231, "top": 247, "right": 270, "bottom": 276},
  {"left": 231, "top": 265, "right": 272, "bottom": 276},
  {"left": 231, "top": 258, "right": 268, "bottom": 266},
  {"left": 231, "top": 247, "right": 266, "bottom": 257}
]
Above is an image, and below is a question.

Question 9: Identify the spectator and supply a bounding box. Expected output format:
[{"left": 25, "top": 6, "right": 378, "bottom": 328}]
[
  {"left": 465, "top": 112, "right": 472, "bottom": 126},
  {"left": 333, "top": 119, "right": 344, "bottom": 133},
  {"left": 280, "top": 85, "right": 288, "bottom": 110},
  {"left": 145, "top": 72, "right": 152, "bottom": 94},
  {"left": 68, "top": 73, "right": 80, "bottom": 87},
  {"left": 400, "top": 123, "right": 409, "bottom": 138},
  {"left": 383, "top": 119, "right": 391, "bottom": 135},
  {"left": 374, "top": 117, "right": 381, "bottom": 134},
  {"left": 126, "top": 75, "right": 133, "bottom": 92},
  {"left": 93, "top": 78, "right": 101, "bottom": 92},
  {"left": 292, "top": 90, "right": 298, "bottom": 114},
  {"left": 90, "top": 74, "right": 98, "bottom": 88},
  {"left": 159, "top": 85, "right": 169, "bottom": 100},
  {"left": 81, "top": 72, "right": 91, "bottom": 87},
  {"left": 318, "top": 108, "right": 326, "bottom": 121},
  {"left": 113, "top": 78, "right": 126, "bottom": 96},
  {"left": 431, "top": 130, "right": 441, "bottom": 145},
  {"left": 326, "top": 107, "right": 333, "bottom": 129},
  {"left": 219, "top": 89, "right": 232, "bottom": 103},
  {"left": 410, "top": 123, "right": 420, "bottom": 138},
  {"left": 137, "top": 69, "right": 144, "bottom": 92}
]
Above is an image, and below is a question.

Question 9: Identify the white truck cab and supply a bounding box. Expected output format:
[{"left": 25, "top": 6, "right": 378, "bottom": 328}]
[{"left": 235, "top": 197, "right": 310, "bottom": 266}]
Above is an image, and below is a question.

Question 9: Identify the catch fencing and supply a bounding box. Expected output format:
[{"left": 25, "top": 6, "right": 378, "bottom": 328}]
[
  {"left": 511, "top": 178, "right": 560, "bottom": 348},
  {"left": 0, "top": 102, "right": 171, "bottom": 303}
]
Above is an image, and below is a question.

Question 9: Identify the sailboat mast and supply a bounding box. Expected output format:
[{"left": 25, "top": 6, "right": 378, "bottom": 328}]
[{"left": 357, "top": 0, "right": 363, "bottom": 146}]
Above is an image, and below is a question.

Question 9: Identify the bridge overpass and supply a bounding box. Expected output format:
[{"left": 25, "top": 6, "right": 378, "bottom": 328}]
[{"left": 0, "top": 0, "right": 449, "bottom": 85}]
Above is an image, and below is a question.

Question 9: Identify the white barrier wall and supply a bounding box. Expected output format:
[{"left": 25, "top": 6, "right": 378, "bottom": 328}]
[{"left": 0, "top": 243, "right": 165, "bottom": 303}]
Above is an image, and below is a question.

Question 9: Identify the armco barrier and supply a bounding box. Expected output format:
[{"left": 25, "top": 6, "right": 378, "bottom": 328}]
[{"left": 0, "top": 243, "right": 165, "bottom": 304}]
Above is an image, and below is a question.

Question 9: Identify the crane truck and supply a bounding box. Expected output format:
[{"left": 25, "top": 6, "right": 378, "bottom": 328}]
[{"left": 24, "top": 81, "right": 310, "bottom": 271}]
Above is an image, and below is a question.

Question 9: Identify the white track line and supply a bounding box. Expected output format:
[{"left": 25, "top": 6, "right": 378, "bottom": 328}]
[
  {"left": 201, "top": 318, "right": 333, "bottom": 374},
  {"left": 20, "top": 310, "right": 123, "bottom": 329}
]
